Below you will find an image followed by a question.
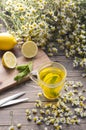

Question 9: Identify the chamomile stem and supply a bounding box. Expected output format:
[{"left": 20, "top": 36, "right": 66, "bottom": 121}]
[{"left": 10, "top": 111, "right": 14, "bottom": 126}]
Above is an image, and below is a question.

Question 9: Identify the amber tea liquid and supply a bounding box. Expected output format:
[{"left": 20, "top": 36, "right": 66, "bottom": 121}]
[{"left": 38, "top": 65, "right": 66, "bottom": 99}]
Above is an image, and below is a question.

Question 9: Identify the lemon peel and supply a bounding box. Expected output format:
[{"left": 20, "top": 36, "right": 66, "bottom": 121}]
[{"left": 0, "top": 33, "right": 17, "bottom": 50}]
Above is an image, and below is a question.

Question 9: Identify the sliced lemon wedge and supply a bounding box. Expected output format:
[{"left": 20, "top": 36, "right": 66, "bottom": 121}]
[
  {"left": 2, "top": 51, "right": 17, "bottom": 69},
  {"left": 21, "top": 41, "right": 38, "bottom": 58}
]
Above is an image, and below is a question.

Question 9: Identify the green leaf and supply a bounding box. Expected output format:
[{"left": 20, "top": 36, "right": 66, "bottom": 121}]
[
  {"left": 16, "top": 64, "right": 28, "bottom": 72},
  {"left": 14, "top": 61, "right": 33, "bottom": 82},
  {"left": 28, "top": 61, "right": 33, "bottom": 72},
  {"left": 50, "top": 76, "right": 58, "bottom": 84}
]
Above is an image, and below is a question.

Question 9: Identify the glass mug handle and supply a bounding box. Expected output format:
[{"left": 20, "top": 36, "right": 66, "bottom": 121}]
[{"left": 29, "top": 71, "right": 38, "bottom": 84}]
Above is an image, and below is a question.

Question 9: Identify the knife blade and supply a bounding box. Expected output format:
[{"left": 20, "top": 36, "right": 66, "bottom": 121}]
[
  {"left": 0, "top": 98, "right": 29, "bottom": 107},
  {"left": 0, "top": 92, "right": 25, "bottom": 106}
]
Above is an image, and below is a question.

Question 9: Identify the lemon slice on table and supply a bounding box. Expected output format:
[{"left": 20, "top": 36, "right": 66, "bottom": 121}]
[
  {"left": 2, "top": 51, "right": 17, "bottom": 69},
  {"left": 21, "top": 41, "right": 38, "bottom": 58}
]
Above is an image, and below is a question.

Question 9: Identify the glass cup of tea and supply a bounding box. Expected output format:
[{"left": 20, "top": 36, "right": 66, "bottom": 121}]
[{"left": 30, "top": 62, "right": 67, "bottom": 100}]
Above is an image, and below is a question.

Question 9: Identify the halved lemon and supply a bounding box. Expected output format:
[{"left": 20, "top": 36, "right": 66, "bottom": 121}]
[
  {"left": 21, "top": 41, "right": 38, "bottom": 58},
  {"left": 2, "top": 51, "right": 17, "bottom": 69}
]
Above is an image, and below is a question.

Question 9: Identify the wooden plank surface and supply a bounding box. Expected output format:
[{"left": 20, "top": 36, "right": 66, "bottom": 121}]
[
  {"left": 0, "top": 17, "right": 86, "bottom": 130},
  {"left": 0, "top": 48, "right": 50, "bottom": 92},
  {"left": 0, "top": 53, "right": 86, "bottom": 130}
]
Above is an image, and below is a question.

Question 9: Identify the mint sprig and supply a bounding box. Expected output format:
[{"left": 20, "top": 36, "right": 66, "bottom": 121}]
[{"left": 14, "top": 61, "right": 33, "bottom": 82}]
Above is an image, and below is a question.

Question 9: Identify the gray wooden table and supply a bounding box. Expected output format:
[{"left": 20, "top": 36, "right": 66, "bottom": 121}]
[{"left": 0, "top": 52, "right": 86, "bottom": 130}]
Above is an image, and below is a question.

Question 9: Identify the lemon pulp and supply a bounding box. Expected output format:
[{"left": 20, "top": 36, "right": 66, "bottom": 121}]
[
  {"left": 21, "top": 41, "right": 38, "bottom": 58},
  {"left": 2, "top": 51, "right": 17, "bottom": 69}
]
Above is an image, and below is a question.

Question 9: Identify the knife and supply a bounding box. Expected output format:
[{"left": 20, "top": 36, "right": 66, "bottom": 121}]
[
  {"left": 0, "top": 92, "right": 26, "bottom": 106},
  {"left": 0, "top": 98, "right": 29, "bottom": 107}
]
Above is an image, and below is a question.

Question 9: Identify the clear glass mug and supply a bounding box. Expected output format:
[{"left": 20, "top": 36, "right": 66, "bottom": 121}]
[{"left": 30, "top": 62, "right": 67, "bottom": 100}]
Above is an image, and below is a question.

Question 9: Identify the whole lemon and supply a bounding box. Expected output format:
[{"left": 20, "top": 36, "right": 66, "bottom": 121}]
[{"left": 0, "top": 32, "right": 17, "bottom": 50}]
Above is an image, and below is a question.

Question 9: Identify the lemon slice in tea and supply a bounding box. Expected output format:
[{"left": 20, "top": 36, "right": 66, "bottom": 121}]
[
  {"left": 21, "top": 41, "right": 38, "bottom": 58},
  {"left": 2, "top": 51, "right": 17, "bottom": 69}
]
